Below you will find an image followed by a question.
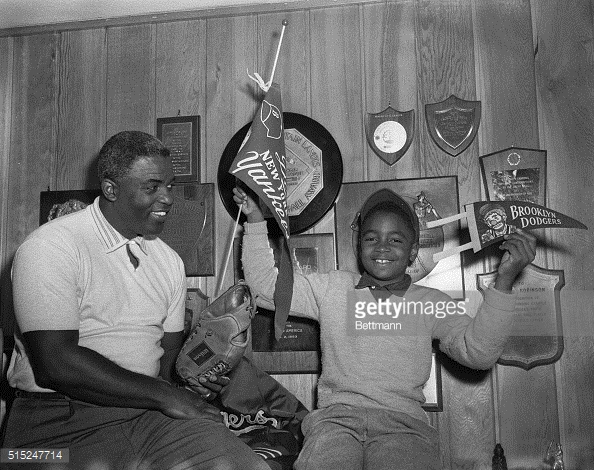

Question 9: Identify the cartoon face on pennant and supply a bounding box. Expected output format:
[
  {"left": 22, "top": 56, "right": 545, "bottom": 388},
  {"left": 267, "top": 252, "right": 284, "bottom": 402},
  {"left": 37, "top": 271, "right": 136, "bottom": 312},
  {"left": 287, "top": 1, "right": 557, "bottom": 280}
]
[{"left": 261, "top": 100, "right": 283, "bottom": 139}]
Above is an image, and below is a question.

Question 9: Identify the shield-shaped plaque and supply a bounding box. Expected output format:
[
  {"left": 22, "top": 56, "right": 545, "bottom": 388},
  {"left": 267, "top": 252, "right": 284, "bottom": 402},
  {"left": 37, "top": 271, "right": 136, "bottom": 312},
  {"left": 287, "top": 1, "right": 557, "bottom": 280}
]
[
  {"left": 365, "top": 106, "right": 414, "bottom": 165},
  {"left": 477, "top": 264, "right": 564, "bottom": 370},
  {"left": 425, "top": 95, "right": 481, "bottom": 157}
]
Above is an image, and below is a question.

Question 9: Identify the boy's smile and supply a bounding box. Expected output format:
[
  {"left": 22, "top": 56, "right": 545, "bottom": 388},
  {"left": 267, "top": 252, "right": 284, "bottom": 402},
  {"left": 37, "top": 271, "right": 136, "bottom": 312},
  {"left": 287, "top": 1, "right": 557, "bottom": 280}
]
[{"left": 359, "top": 209, "right": 419, "bottom": 286}]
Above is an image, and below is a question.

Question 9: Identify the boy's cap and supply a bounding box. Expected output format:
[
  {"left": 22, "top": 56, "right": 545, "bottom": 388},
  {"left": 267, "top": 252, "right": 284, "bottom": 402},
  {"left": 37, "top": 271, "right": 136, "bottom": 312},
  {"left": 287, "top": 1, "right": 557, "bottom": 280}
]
[{"left": 358, "top": 188, "right": 420, "bottom": 243}]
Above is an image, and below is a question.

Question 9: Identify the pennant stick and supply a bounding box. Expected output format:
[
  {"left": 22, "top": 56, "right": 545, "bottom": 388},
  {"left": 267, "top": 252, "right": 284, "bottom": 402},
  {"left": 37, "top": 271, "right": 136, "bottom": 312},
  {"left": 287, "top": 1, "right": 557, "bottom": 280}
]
[
  {"left": 433, "top": 242, "right": 474, "bottom": 262},
  {"left": 268, "top": 20, "right": 288, "bottom": 86},
  {"left": 426, "top": 210, "right": 469, "bottom": 229},
  {"left": 215, "top": 205, "right": 243, "bottom": 297}
]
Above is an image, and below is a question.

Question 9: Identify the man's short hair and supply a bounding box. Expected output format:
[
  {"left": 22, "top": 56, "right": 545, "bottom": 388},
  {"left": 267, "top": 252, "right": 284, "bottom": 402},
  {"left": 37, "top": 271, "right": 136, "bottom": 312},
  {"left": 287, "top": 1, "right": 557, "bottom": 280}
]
[{"left": 97, "top": 131, "right": 170, "bottom": 182}]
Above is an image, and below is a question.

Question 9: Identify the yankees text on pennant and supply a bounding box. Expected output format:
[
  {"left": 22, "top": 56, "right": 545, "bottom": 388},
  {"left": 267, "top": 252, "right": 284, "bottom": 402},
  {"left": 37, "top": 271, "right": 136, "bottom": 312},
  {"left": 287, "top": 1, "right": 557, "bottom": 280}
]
[
  {"left": 230, "top": 83, "right": 289, "bottom": 239},
  {"left": 228, "top": 82, "right": 294, "bottom": 341},
  {"left": 477, "top": 264, "right": 565, "bottom": 370},
  {"left": 365, "top": 106, "right": 414, "bottom": 166},
  {"left": 426, "top": 200, "right": 588, "bottom": 262},
  {"left": 425, "top": 94, "right": 481, "bottom": 157},
  {"left": 219, "top": 112, "right": 343, "bottom": 235}
]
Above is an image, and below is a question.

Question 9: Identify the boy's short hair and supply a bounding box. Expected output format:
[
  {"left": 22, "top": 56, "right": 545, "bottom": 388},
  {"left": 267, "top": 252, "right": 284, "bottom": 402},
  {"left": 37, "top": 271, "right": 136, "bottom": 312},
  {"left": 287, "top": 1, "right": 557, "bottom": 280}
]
[{"left": 356, "top": 189, "right": 420, "bottom": 244}]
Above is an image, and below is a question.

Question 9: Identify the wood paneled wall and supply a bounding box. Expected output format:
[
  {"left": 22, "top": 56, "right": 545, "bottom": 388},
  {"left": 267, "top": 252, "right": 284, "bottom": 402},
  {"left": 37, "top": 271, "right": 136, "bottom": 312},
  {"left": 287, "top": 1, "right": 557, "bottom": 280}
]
[{"left": 1, "top": 0, "right": 593, "bottom": 468}]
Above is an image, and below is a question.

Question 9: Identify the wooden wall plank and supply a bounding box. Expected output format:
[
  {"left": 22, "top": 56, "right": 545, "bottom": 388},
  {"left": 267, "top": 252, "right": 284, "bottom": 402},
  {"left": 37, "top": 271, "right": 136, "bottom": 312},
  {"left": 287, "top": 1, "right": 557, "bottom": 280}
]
[
  {"left": 532, "top": 1, "right": 594, "bottom": 468},
  {"left": 415, "top": 1, "right": 494, "bottom": 469},
  {"left": 1, "top": 34, "right": 58, "bottom": 334},
  {"left": 155, "top": 19, "right": 208, "bottom": 295},
  {"left": 257, "top": 11, "right": 310, "bottom": 115},
  {"left": 473, "top": 1, "right": 560, "bottom": 467},
  {"left": 106, "top": 24, "right": 155, "bottom": 136},
  {"left": 204, "top": 15, "right": 258, "bottom": 296},
  {"left": 156, "top": 20, "right": 206, "bottom": 122},
  {"left": 362, "top": 1, "right": 420, "bottom": 181},
  {"left": 0, "top": 37, "right": 14, "bottom": 334},
  {"left": 310, "top": 6, "right": 365, "bottom": 184},
  {"left": 56, "top": 29, "right": 107, "bottom": 190}
]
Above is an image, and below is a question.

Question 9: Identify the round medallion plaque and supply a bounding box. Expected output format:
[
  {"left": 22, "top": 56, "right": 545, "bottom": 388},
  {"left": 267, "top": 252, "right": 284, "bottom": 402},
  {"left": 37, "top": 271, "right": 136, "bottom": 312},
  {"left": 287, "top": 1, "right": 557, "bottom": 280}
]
[
  {"left": 373, "top": 120, "right": 407, "bottom": 154},
  {"left": 218, "top": 113, "right": 343, "bottom": 234}
]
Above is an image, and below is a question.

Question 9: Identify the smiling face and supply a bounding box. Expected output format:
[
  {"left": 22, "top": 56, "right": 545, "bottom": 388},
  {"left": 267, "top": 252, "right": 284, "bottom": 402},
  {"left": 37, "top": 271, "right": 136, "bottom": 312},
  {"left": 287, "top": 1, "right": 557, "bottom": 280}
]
[
  {"left": 101, "top": 154, "right": 175, "bottom": 239},
  {"left": 359, "top": 209, "right": 419, "bottom": 286}
]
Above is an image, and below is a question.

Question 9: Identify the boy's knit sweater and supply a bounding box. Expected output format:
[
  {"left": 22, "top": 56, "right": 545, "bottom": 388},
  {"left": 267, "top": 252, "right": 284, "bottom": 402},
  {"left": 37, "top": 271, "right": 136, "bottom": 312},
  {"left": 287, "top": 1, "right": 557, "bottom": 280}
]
[{"left": 242, "top": 221, "right": 517, "bottom": 423}]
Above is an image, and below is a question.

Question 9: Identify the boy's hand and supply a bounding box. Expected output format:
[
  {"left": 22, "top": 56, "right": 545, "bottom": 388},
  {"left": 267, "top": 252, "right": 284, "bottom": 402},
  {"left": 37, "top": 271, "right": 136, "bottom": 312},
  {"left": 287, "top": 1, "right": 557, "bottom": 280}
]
[
  {"left": 494, "top": 228, "right": 537, "bottom": 292},
  {"left": 232, "top": 187, "right": 264, "bottom": 223}
]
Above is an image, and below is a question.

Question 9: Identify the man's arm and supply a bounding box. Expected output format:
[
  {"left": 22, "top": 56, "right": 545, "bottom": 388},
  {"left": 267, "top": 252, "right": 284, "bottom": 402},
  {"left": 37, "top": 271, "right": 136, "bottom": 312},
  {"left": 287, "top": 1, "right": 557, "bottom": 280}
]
[
  {"left": 23, "top": 330, "right": 222, "bottom": 421},
  {"left": 159, "top": 331, "right": 185, "bottom": 383}
]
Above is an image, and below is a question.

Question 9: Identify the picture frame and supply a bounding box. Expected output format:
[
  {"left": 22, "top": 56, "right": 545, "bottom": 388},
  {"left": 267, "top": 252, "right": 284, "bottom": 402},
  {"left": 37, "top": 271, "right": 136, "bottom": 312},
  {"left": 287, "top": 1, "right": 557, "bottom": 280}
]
[
  {"left": 479, "top": 146, "right": 546, "bottom": 206},
  {"left": 157, "top": 115, "right": 200, "bottom": 183},
  {"left": 334, "top": 176, "right": 464, "bottom": 298},
  {"left": 39, "top": 183, "right": 215, "bottom": 277},
  {"left": 234, "top": 230, "right": 336, "bottom": 374}
]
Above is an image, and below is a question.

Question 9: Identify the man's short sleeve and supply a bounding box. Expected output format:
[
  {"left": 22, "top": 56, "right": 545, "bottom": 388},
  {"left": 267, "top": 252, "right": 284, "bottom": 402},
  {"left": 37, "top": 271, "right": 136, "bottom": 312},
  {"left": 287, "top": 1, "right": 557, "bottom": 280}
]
[
  {"left": 162, "top": 255, "right": 186, "bottom": 333},
  {"left": 12, "top": 236, "right": 81, "bottom": 332}
]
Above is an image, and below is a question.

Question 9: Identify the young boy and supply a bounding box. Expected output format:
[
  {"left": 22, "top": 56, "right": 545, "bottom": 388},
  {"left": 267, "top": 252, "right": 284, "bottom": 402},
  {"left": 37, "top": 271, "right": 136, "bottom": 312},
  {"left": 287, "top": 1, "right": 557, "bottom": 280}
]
[{"left": 233, "top": 187, "right": 536, "bottom": 470}]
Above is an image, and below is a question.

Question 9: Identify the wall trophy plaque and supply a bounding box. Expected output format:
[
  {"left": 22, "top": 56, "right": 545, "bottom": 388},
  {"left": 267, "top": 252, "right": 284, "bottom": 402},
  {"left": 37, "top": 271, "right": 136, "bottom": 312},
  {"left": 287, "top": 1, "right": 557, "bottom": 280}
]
[
  {"left": 477, "top": 264, "right": 565, "bottom": 369},
  {"left": 218, "top": 112, "right": 343, "bottom": 234},
  {"left": 156, "top": 115, "right": 200, "bottom": 183},
  {"left": 425, "top": 94, "right": 481, "bottom": 157},
  {"left": 479, "top": 147, "right": 547, "bottom": 205},
  {"left": 365, "top": 106, "right": 414, "bottom": 165}
]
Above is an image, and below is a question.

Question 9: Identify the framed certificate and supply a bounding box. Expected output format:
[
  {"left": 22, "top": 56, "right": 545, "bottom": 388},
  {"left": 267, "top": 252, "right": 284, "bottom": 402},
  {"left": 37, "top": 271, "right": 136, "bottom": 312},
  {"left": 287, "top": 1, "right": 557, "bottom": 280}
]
[
  {"left": 479, "top": 147, "right": 546, "bottom": 206},
  {"left": 157, "top": 115, "right": 200, "bottom": 183}
]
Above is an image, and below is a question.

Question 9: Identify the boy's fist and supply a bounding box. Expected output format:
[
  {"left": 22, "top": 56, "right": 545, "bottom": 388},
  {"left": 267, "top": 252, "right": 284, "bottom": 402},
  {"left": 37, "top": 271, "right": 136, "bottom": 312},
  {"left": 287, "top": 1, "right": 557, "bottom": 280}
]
[{"left": 232, "top": 187, "right": 264, "bottom": 223}]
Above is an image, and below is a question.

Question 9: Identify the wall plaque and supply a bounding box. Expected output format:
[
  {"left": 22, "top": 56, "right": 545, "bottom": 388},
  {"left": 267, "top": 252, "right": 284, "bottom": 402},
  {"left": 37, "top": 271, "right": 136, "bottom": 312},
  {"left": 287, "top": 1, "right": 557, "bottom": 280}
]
[
  {"left": 157, "top": 115, "right": 200, "bottom": 183},
  {"left": 479, "top": 147, "right": 547, "bottom": 205},
  {"left": 425, "top": 94, "right": 481, "bottom": 157},
  {"left": 477, "top": 264, "right": 565, "bottom": 369},
  {"left": 365, "top": 106, "right": 414, "bottom": 165},
  {"left": 218, "top": 112, "right": 343, "bottom": 234}
]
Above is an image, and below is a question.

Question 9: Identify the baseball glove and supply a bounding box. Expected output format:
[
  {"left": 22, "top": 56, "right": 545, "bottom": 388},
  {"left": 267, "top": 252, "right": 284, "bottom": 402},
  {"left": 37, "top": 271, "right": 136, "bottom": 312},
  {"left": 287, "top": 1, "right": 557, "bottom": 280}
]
[{"left": 176, "top": 281, "right": 256, "bottom": 386}]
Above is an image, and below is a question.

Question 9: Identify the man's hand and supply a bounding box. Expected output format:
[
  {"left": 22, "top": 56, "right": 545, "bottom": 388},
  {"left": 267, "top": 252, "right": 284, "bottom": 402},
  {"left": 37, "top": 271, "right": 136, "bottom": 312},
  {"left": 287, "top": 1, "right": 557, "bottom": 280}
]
[
  {"left": 185, "top": 373, "right": 231, "bottom": 402},
  {"left": 494, "top": 228, "right": 537, "bottom": 292},
  {"left": 232, "top": 187, "right": 264, "bottom": 223},
  {"left": 160, "top": 385, "right": 223, "bottom": 421}
]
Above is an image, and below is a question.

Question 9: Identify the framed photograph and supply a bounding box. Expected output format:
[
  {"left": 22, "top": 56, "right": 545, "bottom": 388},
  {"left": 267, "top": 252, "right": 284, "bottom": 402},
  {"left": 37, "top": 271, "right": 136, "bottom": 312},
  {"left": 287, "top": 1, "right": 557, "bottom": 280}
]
[
  {"left": 334, "top": 177, "right": 464, "bottom": 298},
  {"left": 234, "top": 231, "right": 336, "bottom": 373},
  {"left": 422, "top": 352, "right": 443, "bottom": 412},
  {"left": 479, "top": 147, "right": 546, "bottom": 206},
  {"left": 157, "top": 115, "right": 200, "bottom": 183},
  {"left": 39, "top": 183, "right": 215, "bottom": 277}
]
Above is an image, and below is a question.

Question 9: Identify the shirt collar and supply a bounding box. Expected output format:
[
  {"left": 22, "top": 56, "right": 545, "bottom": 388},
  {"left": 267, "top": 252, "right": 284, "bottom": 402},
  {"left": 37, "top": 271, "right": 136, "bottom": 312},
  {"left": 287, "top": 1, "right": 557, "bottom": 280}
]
[
  {"left": 355, "top": 272, "right": 412, "bottom": 296},
  {"left": 89, "top": 197, "right": 148, "bottom": 255}
]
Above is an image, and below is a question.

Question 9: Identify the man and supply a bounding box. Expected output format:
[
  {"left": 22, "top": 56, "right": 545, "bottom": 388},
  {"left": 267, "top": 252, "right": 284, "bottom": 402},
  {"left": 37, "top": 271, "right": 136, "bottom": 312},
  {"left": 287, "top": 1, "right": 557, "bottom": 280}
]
[
  {"left": 4, "top": 131, "right": 270, "bottom": 470},
  {"left": 479, "top": 203, "right": 517, "bottom": 244}
]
